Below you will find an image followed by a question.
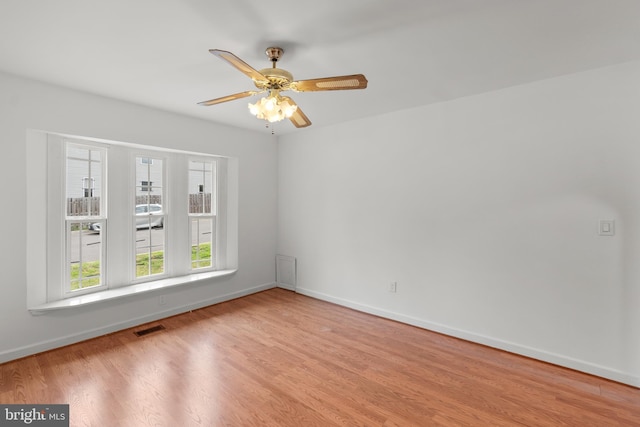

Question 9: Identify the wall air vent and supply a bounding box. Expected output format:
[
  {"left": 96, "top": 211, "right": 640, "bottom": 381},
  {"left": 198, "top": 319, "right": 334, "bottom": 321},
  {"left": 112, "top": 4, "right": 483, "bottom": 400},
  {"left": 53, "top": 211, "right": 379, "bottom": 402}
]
[{"left": 276, "top": 254, "right": 297, "bottom": 291}]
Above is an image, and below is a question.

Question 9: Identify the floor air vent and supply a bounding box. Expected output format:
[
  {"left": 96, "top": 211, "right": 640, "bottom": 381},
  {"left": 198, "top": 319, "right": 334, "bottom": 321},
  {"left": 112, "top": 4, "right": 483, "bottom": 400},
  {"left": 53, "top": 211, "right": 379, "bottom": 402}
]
[{"left": 134, "top": 325, "right": 166, "bottom": 337}]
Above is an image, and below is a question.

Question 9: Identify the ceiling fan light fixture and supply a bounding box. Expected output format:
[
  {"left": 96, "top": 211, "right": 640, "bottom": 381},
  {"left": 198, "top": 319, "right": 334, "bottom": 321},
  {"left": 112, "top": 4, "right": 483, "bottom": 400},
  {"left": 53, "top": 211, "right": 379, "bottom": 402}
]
[
  {"left": 248, "top": 93, "right": 298, "bottom": 123},
  {"left": 279, "top": 96, "right": 297, "bottom": 118}
]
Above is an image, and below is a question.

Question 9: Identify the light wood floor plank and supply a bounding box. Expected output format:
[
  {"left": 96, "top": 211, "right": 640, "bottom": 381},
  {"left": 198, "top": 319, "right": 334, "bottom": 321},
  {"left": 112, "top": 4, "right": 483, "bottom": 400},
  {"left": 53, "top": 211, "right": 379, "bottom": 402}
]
[{"left": 1, "top": 288, "right": 638, "bottom": 426}]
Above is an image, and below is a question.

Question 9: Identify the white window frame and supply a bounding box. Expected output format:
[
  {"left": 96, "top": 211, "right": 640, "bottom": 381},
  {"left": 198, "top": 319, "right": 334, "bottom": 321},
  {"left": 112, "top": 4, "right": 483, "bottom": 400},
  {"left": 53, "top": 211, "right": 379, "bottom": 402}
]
[
  {"left": 188, "top": 157, "right": 217, "bottom": 272},
  {"left": 26, "top": 130, "right": 238, "bottom": 312},
  {"left": 62, "top": 141, "right": 109, "bottom": 299},
  {"left": 133, "top": 153, "right": 168, "bottom": 282}
]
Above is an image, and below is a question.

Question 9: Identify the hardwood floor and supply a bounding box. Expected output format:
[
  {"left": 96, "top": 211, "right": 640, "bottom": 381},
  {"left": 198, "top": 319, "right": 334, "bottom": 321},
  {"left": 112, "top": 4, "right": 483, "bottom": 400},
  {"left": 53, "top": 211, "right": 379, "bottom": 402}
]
[{"left": 1, "top": 288, "right": 638, "bottom": 426}]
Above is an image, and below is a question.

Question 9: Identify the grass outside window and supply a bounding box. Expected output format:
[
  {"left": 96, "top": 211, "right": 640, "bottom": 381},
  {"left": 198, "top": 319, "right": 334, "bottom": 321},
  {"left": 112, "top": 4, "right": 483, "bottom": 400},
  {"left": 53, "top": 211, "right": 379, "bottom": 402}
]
[{"left": 69, "top": 243, "right": 212, "bottom": 290}]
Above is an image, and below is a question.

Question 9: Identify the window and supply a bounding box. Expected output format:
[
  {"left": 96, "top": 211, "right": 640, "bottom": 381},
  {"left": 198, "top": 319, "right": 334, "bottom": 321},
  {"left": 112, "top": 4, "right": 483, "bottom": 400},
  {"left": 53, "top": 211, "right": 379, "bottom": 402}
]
[
  {"left": 26, "top": 131, "right": 238, "bottom": 309},
  {"left": 65, "top": 144, "right": 106, "bottom": 294},
  {"left": 189, "top": 160, "right": 216, "bottom": 270},
  {"left": 135, "top": 156, "right": 165, "bottom": 279}
]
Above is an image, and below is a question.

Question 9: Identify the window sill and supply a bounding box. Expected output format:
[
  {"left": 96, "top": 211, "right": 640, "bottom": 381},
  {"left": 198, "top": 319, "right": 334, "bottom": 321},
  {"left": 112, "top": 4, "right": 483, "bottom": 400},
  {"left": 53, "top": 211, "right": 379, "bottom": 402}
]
[{"left": 29, "top": 269, "right": 237, "bottom": 315}]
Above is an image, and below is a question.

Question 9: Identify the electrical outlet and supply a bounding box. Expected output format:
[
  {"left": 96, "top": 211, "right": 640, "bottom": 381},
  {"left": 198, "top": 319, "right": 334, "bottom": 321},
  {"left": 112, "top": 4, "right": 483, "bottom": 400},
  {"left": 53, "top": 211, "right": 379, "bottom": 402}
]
[
  {"left": 389, "top": 282, "right": 397, "bottom": 293},
  {"left": 599, "top": 219, "right": 615, "bottom": 236},
  {"left": 158, "top": 295, "right": 167, "bottom": 306}
]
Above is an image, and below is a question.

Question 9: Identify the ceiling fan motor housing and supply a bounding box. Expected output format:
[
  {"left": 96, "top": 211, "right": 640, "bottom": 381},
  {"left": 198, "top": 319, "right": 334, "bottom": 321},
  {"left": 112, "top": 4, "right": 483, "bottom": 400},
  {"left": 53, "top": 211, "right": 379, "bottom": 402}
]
[
  {"left": 254, "top": 47, "right": 292, "bottom": 89},
  {"left": 256, "top": 67, "right": 293, "bottom": 90}
]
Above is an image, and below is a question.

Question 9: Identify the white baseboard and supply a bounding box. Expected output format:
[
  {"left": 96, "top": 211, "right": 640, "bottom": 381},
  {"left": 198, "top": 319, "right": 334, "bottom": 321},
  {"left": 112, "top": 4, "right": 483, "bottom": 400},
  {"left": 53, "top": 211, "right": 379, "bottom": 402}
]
[
  {"left": 295, "top": 287, "right": 640, "bottom": 388},
  {"left": 0, "top": 282, "right": 276, "bottom": 364}
]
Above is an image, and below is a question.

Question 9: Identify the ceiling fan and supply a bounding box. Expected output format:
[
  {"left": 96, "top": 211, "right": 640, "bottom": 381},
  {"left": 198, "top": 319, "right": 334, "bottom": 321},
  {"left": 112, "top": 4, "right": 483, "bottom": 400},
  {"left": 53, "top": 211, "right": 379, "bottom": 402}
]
[{"left": 198, "top": 47, "right": 368, "bottom": 128}]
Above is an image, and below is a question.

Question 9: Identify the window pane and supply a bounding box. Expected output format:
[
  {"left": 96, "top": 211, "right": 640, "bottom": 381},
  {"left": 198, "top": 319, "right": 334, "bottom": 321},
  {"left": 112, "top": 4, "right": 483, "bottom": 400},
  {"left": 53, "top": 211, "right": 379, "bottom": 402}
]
[
  {"left": 66, "top": 145, "right": 102, "bottom": 217},
  {"left": 188, "top": 160, "right": 215, "bottom": 214},
  {"left": 135, "top": 224, "right": 165, "bottom": 278},
  {"left": 136, "top": 157, "right": 163, "bottom": 207},
  {"left": 67, "top": 145, "right": 89, "bottom": 160},
  {"left": 68, "top": 221, "right": 102, "bottom": 291},
  {"left": 191, "top": 218, "right": 214, "bottom": 269},
  {"left": 67, "top": 158, "right": 89, "bottom": 199}
]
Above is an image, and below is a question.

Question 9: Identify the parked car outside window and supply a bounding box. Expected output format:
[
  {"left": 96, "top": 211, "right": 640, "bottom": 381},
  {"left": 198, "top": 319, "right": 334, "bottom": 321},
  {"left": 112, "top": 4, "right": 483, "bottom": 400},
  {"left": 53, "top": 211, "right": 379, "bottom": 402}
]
[{"left": 89, "top": 204, "right": 163, "bottom": 232}]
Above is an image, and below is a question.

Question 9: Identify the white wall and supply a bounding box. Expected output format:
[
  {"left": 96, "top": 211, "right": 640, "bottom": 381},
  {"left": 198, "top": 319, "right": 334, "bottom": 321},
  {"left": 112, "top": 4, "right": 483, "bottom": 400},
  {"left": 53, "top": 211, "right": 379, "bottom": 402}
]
[
  {"left": 0, "top": 71, "right": 277, "bottom": 361},
  {"left": 3, "top": 60, "right": 639, "bottom": 386},
  {"left": 278, "top": 60, "right": 640, "bottom": 386}
]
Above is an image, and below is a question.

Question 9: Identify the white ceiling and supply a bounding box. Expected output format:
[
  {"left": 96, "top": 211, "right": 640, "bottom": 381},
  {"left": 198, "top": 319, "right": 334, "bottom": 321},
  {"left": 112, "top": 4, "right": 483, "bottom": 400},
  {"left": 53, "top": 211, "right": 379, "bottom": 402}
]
[{"left": 1, "top": 0, "right": 640, "bottom": 135}]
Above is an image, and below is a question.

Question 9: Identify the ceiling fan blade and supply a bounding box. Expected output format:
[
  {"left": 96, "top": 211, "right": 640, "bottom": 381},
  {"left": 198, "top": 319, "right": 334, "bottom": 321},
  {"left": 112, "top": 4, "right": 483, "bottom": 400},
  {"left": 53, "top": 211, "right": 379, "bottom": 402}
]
[
  {"left": 198, "top": 90, "right": 259, "bottom": 106},
  {"left": 290, "top": 74, "right": 368, "bottom": 92},
  {"left": 288, "top": 101, "right": 312, "bottom": 128},
  {"left": 209, "top": 49, "right": 270, "bottom": 84}
]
